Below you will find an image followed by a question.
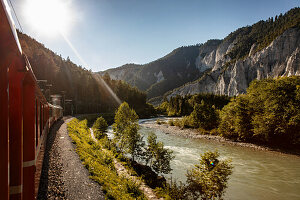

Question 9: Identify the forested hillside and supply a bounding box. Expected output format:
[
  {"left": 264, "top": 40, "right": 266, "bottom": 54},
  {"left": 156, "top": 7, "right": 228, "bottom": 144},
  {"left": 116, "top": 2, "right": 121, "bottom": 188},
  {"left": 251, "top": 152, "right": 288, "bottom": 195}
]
[
  {"left": 18, "top": 32, "right": 154, "bottom": 116},
  {"left": 225, "top": 7, "right": 300, "bottom": 61}
]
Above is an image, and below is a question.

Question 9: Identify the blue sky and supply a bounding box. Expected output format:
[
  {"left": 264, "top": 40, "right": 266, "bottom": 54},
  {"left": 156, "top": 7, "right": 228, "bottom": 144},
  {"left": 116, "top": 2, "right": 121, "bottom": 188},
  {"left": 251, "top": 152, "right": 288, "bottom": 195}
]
[{"left": 11, "top": 0, "right": 300, "bottom": 71}]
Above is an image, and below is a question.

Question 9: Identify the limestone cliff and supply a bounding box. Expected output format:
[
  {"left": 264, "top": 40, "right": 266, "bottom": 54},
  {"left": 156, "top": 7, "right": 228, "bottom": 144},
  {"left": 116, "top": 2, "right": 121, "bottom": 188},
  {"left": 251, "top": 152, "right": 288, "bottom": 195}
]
[{"left": 168, "top": 28, "right": 300, "bottom": 98}]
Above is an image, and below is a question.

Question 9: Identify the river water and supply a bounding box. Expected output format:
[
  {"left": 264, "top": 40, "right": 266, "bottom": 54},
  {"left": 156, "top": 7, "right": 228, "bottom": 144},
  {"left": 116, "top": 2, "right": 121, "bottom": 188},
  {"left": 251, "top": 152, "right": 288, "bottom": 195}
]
[{"left": 107, "top": 119, "right": 300, "bottom": 200}]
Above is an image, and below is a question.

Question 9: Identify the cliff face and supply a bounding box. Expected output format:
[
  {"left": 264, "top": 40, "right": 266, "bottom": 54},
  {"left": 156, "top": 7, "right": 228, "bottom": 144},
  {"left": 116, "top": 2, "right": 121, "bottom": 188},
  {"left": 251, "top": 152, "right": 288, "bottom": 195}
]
[{"left": 168, "top": 28, "right": 300, "bottom": 98}]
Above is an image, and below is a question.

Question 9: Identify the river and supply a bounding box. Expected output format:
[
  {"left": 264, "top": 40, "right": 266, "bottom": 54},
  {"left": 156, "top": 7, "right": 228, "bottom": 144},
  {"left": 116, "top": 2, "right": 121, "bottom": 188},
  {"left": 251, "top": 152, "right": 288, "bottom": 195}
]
[{"left": 107, "top": 118, "right": 300, "bottom": 200}]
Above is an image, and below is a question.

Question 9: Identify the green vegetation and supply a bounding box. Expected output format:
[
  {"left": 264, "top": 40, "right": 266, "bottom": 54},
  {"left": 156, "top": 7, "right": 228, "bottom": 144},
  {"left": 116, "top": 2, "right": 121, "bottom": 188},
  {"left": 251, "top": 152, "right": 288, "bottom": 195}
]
[
  {"left": 219, "top": 76, "right": 300, "bottom": 147},
  {"left": 77, "top": 113, "right": 115, "bottom": 127},
  {"left": 168, "top": 119, "right": 174, "bottom": 126},
  {"left": 225, "top": 7, "right": 300, "bottom": 61},
  {"left": 188, "top": 101, "right": 219, "bottom": 130},
  {"left": 92, "top": 117, "right": 108, "bottom": 139},
  {"left": 111, "top": 103, "right": 233, "bottom": 199},
  {"left": 157, "top": 151, "right": 233, "bottom": 200},
  {"left": 156, "top": 119, "right": 166, "bottom": 125},
  {"left": 67, "top": 118, "right": 146, "bottom": 199},
  {"left": 159, "top": 76, "right": 300, "bottom": 149},
  {"left": 157, "top": 94, "right": 228, "bottom": 131},
  {"left": 113, "top": 102, "right": 174, "bottom": 174},
  {"left": 18, "top": 31, "right": 155, "bottom": 116},
  {"left": 185, "top": 151, "right": 233, "bottom": 200},
  {"left": 112, "top": 102, "right": 144, "bottom": 161},
  {"left": 145, "top": 132, "right": 174, "bottom": 175},
  {"left": 93, "top": 116, "right": 108, "bottom": 132},
  {"left": 158, "top": 93, "right": 230, "bottom": 117},
  {"left": 69, "top": 104, "right": 235, "bottom": 200}
]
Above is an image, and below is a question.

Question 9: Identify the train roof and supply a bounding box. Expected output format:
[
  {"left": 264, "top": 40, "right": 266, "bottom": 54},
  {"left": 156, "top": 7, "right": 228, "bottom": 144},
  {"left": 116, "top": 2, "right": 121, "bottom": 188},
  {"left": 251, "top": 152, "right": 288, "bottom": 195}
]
[{"left": 0, "top": 0, "right": 22, "bottom": 55}]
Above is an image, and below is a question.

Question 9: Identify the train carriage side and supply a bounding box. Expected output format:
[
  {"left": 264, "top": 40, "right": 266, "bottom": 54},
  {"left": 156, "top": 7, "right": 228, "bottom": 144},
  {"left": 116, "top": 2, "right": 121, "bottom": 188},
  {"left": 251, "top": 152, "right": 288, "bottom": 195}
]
[{"left": 0, "top": 0, "right": 63, "bottom": 199}]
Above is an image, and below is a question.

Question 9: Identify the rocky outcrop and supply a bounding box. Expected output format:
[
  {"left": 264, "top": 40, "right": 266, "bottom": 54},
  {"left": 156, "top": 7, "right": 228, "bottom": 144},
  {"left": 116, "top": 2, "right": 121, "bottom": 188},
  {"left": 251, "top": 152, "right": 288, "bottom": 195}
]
[
  {"left": 168, "top": 28, "right": 300, "bottom": 98},
  {"left": 195, "top": 40, "right": 222, "bottom": 72}
]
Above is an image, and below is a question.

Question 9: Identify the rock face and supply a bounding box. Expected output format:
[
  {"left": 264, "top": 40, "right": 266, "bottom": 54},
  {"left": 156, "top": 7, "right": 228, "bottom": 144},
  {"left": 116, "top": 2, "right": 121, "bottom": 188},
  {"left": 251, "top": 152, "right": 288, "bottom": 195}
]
[{"left": 168, "top": 28, "right": 300, "bottom": 98}]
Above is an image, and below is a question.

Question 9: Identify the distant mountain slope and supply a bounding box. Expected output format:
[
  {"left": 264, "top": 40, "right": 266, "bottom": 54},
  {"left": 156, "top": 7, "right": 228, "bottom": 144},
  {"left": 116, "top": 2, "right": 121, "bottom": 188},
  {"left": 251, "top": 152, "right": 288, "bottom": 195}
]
[
  {"left": 97, "top": 40, "right": 221, "bottom": 99},
  {"left": 99, "top": 7, "right": 300, "bottom": 103}
]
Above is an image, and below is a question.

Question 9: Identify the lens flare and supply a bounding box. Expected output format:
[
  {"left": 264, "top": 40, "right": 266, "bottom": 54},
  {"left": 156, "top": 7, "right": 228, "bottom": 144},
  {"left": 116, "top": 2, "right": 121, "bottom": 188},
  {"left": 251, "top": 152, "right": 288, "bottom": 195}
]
[{"left": 23, "top": 0, "right": 74, "bottom": 36}]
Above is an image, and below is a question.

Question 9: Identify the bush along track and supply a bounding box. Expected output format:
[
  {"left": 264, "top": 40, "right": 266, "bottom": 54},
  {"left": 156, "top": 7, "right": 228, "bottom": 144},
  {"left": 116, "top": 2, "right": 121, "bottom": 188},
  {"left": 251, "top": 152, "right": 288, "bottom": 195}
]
[{"left": 67, "top": 118, "right": 147, "bottom": 200}]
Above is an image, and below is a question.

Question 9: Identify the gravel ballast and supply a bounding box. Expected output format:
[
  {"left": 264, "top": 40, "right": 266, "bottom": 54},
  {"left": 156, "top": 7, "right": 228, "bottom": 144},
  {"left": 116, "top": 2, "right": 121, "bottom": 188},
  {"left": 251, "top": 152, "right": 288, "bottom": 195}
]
[{"left": 38, "top": 117, "right": 105, "bottom": 200}]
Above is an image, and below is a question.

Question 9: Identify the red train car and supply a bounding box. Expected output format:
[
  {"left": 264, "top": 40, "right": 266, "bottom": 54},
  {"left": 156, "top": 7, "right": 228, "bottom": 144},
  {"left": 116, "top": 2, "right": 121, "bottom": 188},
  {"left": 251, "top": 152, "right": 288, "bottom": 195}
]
[{"left": 0, "top": 0, "right": 62, "bottom": 199}]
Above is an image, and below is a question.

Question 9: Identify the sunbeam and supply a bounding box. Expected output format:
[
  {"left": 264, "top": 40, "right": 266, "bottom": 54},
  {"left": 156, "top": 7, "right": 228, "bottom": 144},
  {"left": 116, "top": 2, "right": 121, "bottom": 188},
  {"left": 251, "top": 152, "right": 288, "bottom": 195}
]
[{"left": 61, "top": 33, "right": 122, "bottom": 106}]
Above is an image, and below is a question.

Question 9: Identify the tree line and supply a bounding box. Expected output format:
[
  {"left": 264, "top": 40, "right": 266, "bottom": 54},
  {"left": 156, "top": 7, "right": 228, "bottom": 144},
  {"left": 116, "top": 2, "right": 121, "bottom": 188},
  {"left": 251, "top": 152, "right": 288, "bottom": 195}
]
[
  {"left": 160, "top": 76, "right": 300, "bottom": 148},
  {"left": 158, "top": 93, "right": 230, "bottom": 117}
]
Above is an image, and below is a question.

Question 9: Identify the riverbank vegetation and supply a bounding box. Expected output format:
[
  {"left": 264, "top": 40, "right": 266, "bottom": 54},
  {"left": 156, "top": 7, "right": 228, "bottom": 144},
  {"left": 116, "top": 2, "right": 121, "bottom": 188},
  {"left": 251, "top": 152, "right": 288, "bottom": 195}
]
[
  {"left": 107, "top": 102, "right": 233, "bottom": 199},
  {"left": 156, "top": 151, "right": 233, "bottom": 200},
  {"left": 70, "top": 102, "right": 234, "bottom": 199},
  {"left": 112, "top": 102, "right": 174, "bottom": 175},
  {"left": 159, "top": 76, "right": 300, "bottom": 149},
  {"left": 219, "top": 76, "right": 300, "bottom": 147},
  {"left": 157, "top": 93, "right": 230, "bottom": 117}
]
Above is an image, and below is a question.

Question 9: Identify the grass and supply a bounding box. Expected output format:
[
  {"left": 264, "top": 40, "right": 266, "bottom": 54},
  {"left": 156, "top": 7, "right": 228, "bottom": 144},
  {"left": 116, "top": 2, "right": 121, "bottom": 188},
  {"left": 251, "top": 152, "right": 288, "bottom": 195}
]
[{"left": 67, "top": 118, "right": 146, "bottom": 200}]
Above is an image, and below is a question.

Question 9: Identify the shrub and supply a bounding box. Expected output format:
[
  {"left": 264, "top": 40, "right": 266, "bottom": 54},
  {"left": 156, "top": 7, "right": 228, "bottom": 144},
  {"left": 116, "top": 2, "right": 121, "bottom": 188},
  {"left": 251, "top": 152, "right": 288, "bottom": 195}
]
[
  {"left": 93, "top": 116, "right": 108, "bottom": 133},
  {"left": 155, "top": 151, "right": 233, "bottom": 200},
  {"left": 168, "top": 119, "right": 174, "bottom": 126},
  {"left": 113, "top": 102, "right": 144, "bottom": 161},
  {"left": 156, "top": 119, "right": 166, "bottom": 125},
  {"left": 185, "top": 151, "right": 233, "bottom": 200},
  {"left": 94, "top": 130, "right": 105, "bottom": 140},
  {"left": 173, "top": 119, "right": 182, "bottom": 127},
  {"left": 145, "top": 132, "right": 174, "bottom": 175},
  {"left": 189, "top": 101, "right": 219, "bottom": 130}
]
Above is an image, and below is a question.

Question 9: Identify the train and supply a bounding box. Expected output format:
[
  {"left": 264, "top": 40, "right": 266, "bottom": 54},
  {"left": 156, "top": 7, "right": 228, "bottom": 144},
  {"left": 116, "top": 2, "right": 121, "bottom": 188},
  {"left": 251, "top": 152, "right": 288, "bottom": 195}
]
[{"left": 0, "top": 0, "right": 63, "bottom": 199}]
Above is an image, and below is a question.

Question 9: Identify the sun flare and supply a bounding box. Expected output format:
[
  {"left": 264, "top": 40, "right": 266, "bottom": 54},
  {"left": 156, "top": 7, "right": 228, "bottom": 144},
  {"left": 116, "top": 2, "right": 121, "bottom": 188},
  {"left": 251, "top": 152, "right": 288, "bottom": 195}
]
[{"left": 23, "top": 0, "right": 74, "bottom": 36}]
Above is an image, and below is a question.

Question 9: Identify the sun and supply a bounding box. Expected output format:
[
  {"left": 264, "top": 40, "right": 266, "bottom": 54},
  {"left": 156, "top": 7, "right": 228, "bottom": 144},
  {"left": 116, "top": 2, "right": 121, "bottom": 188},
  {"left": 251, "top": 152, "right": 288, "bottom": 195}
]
[{"left": 23, "top": 0, "right": 74, "bottom": 36}]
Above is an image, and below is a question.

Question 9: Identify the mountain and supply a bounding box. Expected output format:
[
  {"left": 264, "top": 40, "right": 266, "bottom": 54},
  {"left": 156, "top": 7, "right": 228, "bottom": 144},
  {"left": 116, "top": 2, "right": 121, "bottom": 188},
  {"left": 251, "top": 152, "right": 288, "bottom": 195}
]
[
  {"left": 97, "top": 40, "right": 222, "bottom": 99},
  {"left": 98, "top": 7, "right": 300, "bottom": 104},
  {"left": 168, "top": 27, "right": 300, "bottom": 99}
]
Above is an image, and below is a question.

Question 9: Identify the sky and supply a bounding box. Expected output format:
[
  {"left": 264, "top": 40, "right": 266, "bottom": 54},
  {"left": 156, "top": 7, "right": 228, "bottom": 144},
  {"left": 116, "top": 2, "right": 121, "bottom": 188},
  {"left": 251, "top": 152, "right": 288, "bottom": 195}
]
[{"left": 10, "top": 0, "right": 300, "bottom": 72}]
